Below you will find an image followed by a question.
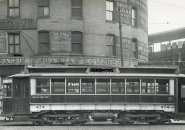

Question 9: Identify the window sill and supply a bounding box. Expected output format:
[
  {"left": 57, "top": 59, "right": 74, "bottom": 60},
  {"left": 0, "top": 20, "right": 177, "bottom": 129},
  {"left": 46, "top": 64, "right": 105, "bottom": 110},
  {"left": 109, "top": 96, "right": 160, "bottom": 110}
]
[
  {"left": 105, "top": 55, "right": 118, "bottom": 58},
  {"left": 70, "top": 53, "right": 84, "bottom": 56},
  {"left": 7, "top": 16, "right": 21, "bottom": 18},
  {"left": 106, "top": 20, "right": 116, "bottom": 24},
  {"left": 37, "top": 16, "right": 50, "bottom": 19},
  {"left": 71, "top": 17, "right": 83, "bottom": 20},
  {"left": 6, "top": 53, "right": 23, "bottom": 57}
]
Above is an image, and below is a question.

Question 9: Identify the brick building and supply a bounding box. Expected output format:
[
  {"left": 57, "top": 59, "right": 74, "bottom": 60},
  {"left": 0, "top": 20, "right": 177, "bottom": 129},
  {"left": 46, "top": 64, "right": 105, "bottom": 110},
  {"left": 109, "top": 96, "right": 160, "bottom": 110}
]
[
  {"left": 148, "top": 27, "right": 185, "bottom": 73},
  {"left": 0, "top": 0, "right": 148, "bottom": 106}
]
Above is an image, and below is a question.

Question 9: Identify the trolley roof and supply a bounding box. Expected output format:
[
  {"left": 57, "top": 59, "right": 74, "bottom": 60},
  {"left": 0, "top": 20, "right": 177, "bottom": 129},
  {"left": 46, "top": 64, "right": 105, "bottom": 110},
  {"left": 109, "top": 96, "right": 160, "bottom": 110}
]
[
  {"left": 9, "top": 73, "right": 184, "bottom": 78},
  {"left": 9, "top": 65, "right": 183, "bottom": 78}
]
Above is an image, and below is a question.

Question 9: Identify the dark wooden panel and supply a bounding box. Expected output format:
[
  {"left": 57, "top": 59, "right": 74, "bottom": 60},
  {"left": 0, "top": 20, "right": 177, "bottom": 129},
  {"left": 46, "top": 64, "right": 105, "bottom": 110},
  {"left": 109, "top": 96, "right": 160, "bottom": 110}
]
[
  {"left": 13, "top": 98, "right": 30, "bottom": 114},
  {"left": 31, "top": 95, "right": 175, "bottom": 104},
  {"left": 2, "top": 98, "right": 13, "bottom": 114},
  {"left": 13, "top": 78, "right": 30, "bottom": 114},
  {"left": 178, "top": 102, "right": 185, "bottom": 113},
  {"left": 31, "top": 95, "right": 50, "bottom": 103},
  {"left": 50, "top": 95, "right": 65, "bottom": 103},
  {"left": 111, "top": 95, "right": 125, "bottom": 102},
  {"left": 95, "top": 95, "right": 110, "bottom": 102},
  {"left": 141, "top": 95, "right": 155, "bottom": 103},
  {"left": 125, "top": 95, "right": 140, "bottom": 102},
  {"left": 155, "top": 96, "right": 174, "bottom": 103},
  {"left": 65, "top": 95, "right": 81, "bottom": 103},
  {"left": 81, "top": 95, "right": 95, "bottom": 102}
]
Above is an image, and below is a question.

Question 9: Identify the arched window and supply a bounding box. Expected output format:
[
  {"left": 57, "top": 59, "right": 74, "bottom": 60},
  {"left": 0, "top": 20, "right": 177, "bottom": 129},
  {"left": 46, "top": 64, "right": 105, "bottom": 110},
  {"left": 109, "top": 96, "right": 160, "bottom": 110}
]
[
  {"left": 71, "top": 31, "right": 83, "bottom": 54},
  {"left": 106, "top": 34, "right": 116, "bottom": 56}
]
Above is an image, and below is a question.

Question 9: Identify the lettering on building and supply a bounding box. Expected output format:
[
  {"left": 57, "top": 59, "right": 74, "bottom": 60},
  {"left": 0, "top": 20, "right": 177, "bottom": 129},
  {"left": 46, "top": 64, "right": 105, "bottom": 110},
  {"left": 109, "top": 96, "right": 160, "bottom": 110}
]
[
  {"left": 0, "top": 56, "right": 122, "bottom": 67},
  {"left": 0, "top": 17, "right": 37, "bottom": 30},
  {"left": 128, "top": 0, "right": 147, "bottom": 10},
  {"left": 115, "top": 1, "right": 132, "bottom": 25},
  {"left": 50, "top": 32, "right": 71, "bottom": 52}
]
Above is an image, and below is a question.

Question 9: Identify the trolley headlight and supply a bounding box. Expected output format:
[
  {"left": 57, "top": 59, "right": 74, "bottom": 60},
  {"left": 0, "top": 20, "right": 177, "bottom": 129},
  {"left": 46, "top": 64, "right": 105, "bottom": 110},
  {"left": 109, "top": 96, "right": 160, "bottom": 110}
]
[{"left": 168, "top": 97, "right": 173, "bottom": 102}]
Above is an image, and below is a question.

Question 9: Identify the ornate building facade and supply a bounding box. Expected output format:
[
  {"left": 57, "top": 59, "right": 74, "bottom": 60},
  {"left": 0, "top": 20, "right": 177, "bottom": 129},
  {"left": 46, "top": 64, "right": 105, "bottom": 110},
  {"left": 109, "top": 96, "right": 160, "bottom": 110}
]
[
  {"left": 148, "top": 27, "right": 185, "bottom": 74},
  {"left": 0, "top": 0, "right": 148, "bottom": 104}
]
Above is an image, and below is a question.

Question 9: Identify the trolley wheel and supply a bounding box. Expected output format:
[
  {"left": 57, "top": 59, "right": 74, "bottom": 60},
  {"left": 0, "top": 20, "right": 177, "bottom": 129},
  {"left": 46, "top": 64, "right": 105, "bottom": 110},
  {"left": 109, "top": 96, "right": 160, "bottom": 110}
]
[
  {"left": 117, "top": 112, "right": 132, "bottom": 125},
  {"left": 38, "top": 116, "right": 52, "bottom": 126}
]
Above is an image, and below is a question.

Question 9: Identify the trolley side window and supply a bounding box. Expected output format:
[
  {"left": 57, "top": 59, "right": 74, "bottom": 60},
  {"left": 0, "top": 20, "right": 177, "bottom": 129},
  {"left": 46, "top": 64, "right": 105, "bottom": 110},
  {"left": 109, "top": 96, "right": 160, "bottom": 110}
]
[
  {"left": 126, "top": 79, "right": 140, "bottom": 94},
  {"left": 36, "top": 79, "right": 50, "bottom": 94},
  {"left": 156, "top": 79, "right": 169, "bottom": 94},
  {"left": 111, "top": 79, "right": 125, "bottom": 94},
  {"left": 96, "top": 79, "right": 110, "bottom": 94},
  {"left": 81, "top": 78, "right": 95, "bottom": 94},
  {"left": 141, "top": 79, "right": 155, "bottom": 94},
  {"left": 66, "top": 78, "right": 80, "bottom": 94},
  {"left": 51, "top": 79, "right": 65, "bottom": 94},
  {"left": 181, "top": 85, "right": 185, "bottom": 98}
]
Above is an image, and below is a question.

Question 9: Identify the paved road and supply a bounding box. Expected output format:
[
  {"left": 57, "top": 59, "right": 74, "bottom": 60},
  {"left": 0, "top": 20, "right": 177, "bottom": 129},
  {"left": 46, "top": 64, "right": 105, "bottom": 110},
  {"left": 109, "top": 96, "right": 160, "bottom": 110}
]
[
  {"left": 0, "top": 124, "right": 185, "bottom": 130},
  {"left": 0, "top": 121, "right": 185, "bottom": 130}
]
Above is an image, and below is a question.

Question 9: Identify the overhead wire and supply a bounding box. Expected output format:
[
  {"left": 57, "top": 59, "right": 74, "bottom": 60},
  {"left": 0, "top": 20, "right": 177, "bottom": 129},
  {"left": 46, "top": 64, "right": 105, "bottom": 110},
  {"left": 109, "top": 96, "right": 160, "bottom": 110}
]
[{"left": 148, "top": 0, "right": 185, "bottom": 10}]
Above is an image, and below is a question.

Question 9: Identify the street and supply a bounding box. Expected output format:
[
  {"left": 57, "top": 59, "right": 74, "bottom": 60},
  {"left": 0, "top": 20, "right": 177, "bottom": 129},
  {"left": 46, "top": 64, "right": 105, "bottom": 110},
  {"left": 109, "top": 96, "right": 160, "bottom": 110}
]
[
  {"left": 0, "top": 124, "right": 185, "bottom": 130},
  {"left": 0, "top": 121, "right": 185, "bottom": 130}
]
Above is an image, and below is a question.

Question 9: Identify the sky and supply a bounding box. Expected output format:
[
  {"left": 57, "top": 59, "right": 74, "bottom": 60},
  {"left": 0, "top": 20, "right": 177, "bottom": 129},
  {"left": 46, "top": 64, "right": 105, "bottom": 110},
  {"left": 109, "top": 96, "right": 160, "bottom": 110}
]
[{"left": 148, "top": 0, "right": 185, "bottom": 34}]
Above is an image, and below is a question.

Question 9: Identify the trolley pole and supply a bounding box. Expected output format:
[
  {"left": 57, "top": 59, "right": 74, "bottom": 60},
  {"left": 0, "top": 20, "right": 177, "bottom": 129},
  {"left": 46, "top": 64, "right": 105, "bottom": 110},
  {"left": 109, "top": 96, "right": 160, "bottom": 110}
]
[{"left": 118, "top": 6, "right": 124, "bottom": 66}]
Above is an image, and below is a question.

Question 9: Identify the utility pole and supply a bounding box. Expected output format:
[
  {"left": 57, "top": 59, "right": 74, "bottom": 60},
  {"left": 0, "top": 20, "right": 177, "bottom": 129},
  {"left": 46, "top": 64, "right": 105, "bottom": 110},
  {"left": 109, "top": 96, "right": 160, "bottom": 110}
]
[{"left": 118, "top": 6, "right": 124, "bottom": 66}]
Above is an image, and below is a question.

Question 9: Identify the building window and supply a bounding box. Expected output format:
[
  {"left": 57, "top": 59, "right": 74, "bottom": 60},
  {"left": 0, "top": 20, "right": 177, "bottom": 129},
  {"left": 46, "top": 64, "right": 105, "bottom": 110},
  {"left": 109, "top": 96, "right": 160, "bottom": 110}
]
[
  {"left": 38, "top": 31, "right": 50, "bottom": 54},
  {"left": 71, "top": 32, "right": 83, "bottom": 53},
  {"left": 38, "top": 0, "right": 49, "bottom": 18},
  {"left": 8, "top": 33, "right": 20, "bottom": 54},
  {"left": 8, "top": 0, "right": 20, "bottom": 17},
  {"left": 106, "top": 34, "right": 116, "bottom": 56},
  {"left": 106, "top": 0, "right": 114, "bottom": 21},
  {"left": 71, "top": 0, "right": 82, "bottom": 19},
  {"left": 132, "top": 38, "right": 138, "bottom": 59},
  {"left": 132, "top": 7, "right": 137, "bottom": 27}
]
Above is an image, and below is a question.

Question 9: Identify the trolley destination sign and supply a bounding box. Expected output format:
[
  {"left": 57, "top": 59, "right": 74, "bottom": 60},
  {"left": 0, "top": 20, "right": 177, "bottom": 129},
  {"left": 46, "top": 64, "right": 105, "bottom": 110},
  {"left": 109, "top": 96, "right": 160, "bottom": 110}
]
[
  {"left": 0, "top": 56, "right": 121, "bottom": 67},
  {"left": 88, "top": 68, "right": 117, "bottom": 73}
]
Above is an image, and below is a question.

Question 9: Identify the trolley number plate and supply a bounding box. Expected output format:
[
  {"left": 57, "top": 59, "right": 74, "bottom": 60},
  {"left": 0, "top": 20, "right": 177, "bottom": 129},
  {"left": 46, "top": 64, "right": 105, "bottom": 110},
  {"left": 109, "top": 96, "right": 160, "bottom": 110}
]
[
  {"left": 36, "top": 105, "right": 45, "bottom": 109},
  {"left": 161, "top": 105, "right": 170, "bottom": 109}
]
